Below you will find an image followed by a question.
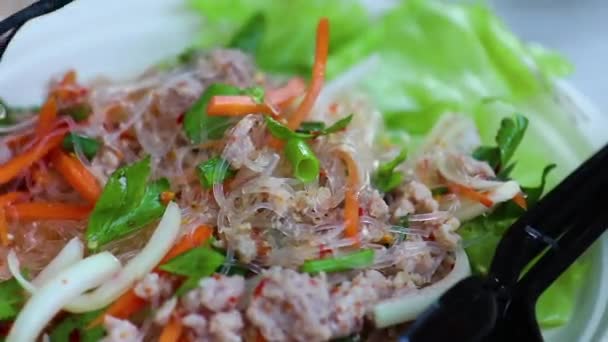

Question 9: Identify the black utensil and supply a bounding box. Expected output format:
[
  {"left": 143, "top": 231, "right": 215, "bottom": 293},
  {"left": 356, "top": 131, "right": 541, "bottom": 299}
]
[
  {"left": 400, "top": 143, "right": 608, "bottom": 342},
  {"left": 0, "top": 0, "right": 75, "bottom": 60}
]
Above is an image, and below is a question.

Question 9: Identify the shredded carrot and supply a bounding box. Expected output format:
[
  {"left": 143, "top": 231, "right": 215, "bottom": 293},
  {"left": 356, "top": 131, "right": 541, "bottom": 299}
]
[
  {"left": 268, "top": 18, "right": 330, "bottom": 150},
  {"left": 512, "top": 192, "right": 528, "bottom": 210},
  {"left": 0, "top": 207, "right": 9, "bottom": 246},
  {"left": 59, "top": 70, "right": 77, "bottom": 86},
  {"left": 159, "top": 317, "right": 183, "bottom": 342},
  {"left": 90, "top": 225, "right": 214, "bottom": 327},
  {"left": 5, "top": 202, "right": 92, "bottom": 221},
  {"left": 0, "top": 129, "right": 67, "bottom": 185},
  {"left": 0, "top": 192, "right": 29, "bottom": 207},
  {"left": 255, "top": 329, "right": 267, "bottom": 342},
  {"left": 50, "top": 149, "right": 101, "bottom": 203},
  {"left": 87, "top": 289, "right": 145, "bottom": 328},
  {"left": 286, "top": 18, "right": 329, "bottom": 130},
  {"left": 160, "top": 191, "right": 176, "bottom": 205},
  {"left": 337, "top": 150, "right": 360, "bottom": 240},
  {"left": 448, "top": 183, "right": 494, "bottom": 208},
  {"left": 206, "top": 96, "right": 278, "bottom": 118},
  {"left": 156, "top": 225, "right": 214, "bottom": 268},
  {"left": 266, "top": 78, "right": 306, "bottom": 110},
  {"left": 34, "top": 97, "right": 58, "bottom": 139}
]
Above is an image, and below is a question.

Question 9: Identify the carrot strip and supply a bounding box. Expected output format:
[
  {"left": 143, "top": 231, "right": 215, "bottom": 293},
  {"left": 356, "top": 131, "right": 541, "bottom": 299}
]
[
  {"left": 337, "top": 150, "right": 360, "bottom": 240},
  {"left": 512, "top": 192, "right": 528, "bottom": 210},
  {"left": 35, "top": 97, "right": 58, "bottom": 139},
  {"left": 87, "top": 289, "right": 146, "bottom": 328},
  {"left": 156, "top": 225, "right": 214, "bottom": 268},
  {"left": 159, "top": 317, "right": 183, "bottom": 342},
  {"left": 206, "top": 96, "right": 278, "bottom": 117},
  {"left": 89, "top": 225, "right": 214, "bottom": 327},
  {"left": 266, "top": 78, "right": 306, "bottom": 109},
  {"left": 50, "top": 149, "right": 101, "bottom": 203},
  {"left": 0, "top": 192, "right": 29, "bottom": 207},
  {"left": 0, "top": 207, "right": 9, "bottom": 246},
  {"left": 448, "top": 183, "right": 494, "bottom": 208},
  {"left": 60, "top": 70, "right": 77, "bottom": 86},
  {"left": 286, "top": 18, "right": 329, "bottom": 130},
  {"left": 5, "top": 202, "right": 91, "bottom": 221},
  {"left": 0, "top": 129, "right": 67, "bottom": 185}
]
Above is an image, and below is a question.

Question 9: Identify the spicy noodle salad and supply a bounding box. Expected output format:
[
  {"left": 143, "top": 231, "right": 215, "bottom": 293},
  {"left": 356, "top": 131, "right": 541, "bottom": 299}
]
[{"left": 0, "top": 11, "right": 564, "bottom": 342}]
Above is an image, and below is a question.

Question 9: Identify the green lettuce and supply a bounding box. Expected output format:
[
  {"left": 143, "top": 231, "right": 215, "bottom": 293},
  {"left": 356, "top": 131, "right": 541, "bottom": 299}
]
[{"left": 189, "top": 0, "right": 593, "bottom": 328}]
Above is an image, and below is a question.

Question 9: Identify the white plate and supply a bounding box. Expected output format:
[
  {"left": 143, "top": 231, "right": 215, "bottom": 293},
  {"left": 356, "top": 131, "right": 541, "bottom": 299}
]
[{"left": 0, "top": 0, "right": 606, "bottom": 341}]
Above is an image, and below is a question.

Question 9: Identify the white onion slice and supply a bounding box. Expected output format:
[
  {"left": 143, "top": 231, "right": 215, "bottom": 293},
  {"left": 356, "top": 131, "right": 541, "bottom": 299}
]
[
  {"left": 7, "top": 252, "right": 120, "bottom": 342},
  {"left": 418, "top": 114, "right": 481, "bottom": 155},
  {"left": 453, "top": 180, "right": 521, "bottom": 221},
  {"left": 7, "top": 250, "right": 36, "bottom": 294},
  {"left": 373, "top": 247, "right": 471, "bottom": 328},
  {"left": 34, "top": 237, "right": 84, "bottom": 287},
  {"left": 65, "top": 202, "right": 182, "bottom": 313}
]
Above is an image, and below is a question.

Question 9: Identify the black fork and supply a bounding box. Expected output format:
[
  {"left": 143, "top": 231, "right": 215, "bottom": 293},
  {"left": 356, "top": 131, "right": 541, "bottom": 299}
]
[{"left": 401, "top": 143, "right": 608, "bottom": 341}]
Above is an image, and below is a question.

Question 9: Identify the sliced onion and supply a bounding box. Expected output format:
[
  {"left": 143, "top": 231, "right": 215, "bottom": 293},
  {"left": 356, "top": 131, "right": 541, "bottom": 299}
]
[
  {"left": 33, "top": 237, "right": 84, "bottom": 287},
  {"left": 453, "top": 180, "right": 521, "bottom": 221},
  {"left": 373, "top": 247, "right": 471, "bottom": 328},
  {"left": 7, "top": 250, "right": 36, "bottom": 294},
  {"left": 65, "top": 202, "right": 182, "bottom": 313},
  {"left": 7, "top": 252, "right": 121, "bottom": 342}
]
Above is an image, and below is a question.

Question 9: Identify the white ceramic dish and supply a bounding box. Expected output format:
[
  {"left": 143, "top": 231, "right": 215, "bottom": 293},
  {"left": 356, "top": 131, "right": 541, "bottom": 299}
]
[{"left": 0, "top": 0, "right": 606, "bottom": 341}]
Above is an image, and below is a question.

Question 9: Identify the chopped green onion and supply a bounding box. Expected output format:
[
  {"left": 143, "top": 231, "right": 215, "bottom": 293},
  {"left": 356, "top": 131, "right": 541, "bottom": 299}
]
[
  {"left": 62, "top": 133, "right": 100, "bottom": 160},
  {"left": 284, "top": 138, "right": 320, "bottom": 183},
  {"left": 196, "top": 157, "right": 236, "bottom": 189},
  {"left": 301, "top": 249, "right": 375, "bottom": 274}
]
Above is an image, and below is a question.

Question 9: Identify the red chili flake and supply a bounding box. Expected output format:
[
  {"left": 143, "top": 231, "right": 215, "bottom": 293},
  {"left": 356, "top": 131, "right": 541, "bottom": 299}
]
[
  {"left": 228, "top": 296, "right": 238, "bottom": 304},
  {"left": 176, "top": 113, "right": 185, "bottom": 124},
  {"left": 213, "top": 274, "right": 221, "bottom": 280},
  {"left": 428, "top": 233, "right": 436, "bottom": 241},
  {"left": 254, "top": 279, "right": 268, "bottom": 298},
  {"left": 309, "top": 278, "right": 318, "bottom": 286},
  {"left": 318, "top": 244, "right": 333, "bottom": 258},
  {"left": 160, "top": 191, "right": 176, "bottom": 205},
  {"left": 329, "top": 103, "right": 339, "bottom": 114},
  {"left": 358, "top": 207, "right": 364, "bottom": 216}
]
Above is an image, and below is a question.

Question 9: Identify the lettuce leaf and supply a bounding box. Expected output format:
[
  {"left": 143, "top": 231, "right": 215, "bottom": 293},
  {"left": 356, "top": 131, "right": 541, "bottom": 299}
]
[{"left": 189, "top": 0, "right": 592, "bottom": 329}]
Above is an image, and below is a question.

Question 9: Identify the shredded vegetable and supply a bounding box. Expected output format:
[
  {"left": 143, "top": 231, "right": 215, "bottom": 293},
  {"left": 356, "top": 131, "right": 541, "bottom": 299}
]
[
  {"left": 50, "top": 149, "right": 101, "bottom": 203},
  {"left": 301, "top": 249, "right": 374, "bottom": 274},
  {"left": 284, "top": 138, "right": 320, "bottom": 183}
]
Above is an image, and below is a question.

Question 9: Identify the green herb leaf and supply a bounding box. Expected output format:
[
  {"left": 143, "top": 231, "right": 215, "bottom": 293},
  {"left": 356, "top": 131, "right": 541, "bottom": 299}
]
[
  {"left": 242, "top": 86, "right": 265, "bottom": 104},
  {"left": 301, "top": 249, "right": 375, "bottom": 274},
  {"left": 48, "top": 310, "right": 105, "bottom": 342},
  {"left": 473, "top": 114, "right": 529, "bottom": 175},
  {"left": 264, "top": 116, "right": 313, "bottom": 140},
  {"left": 0, "top": 278, "right": 26, "bottom": 320},
  {"left": 86, "top": 157, "right": 170, "bottom": 250},
  {"left": 372, "top": 148, "right": 408, "bottom": 193},
  {"left": 266, "top": 114, "right": 353, "bottom": 141},
  {"left": 62, "top": 133, "right": 101, "bottom": 160},
  {"left": 228, "top": 12, "right": 266, "bottom": 54},
  {"left": 322, "top": 114, "right": 353, "bottom": 134},
  {"left": 183, "top": 84, "right": 266, "bottom": 143},
  {"left": 196, "top": 157, "right": 236, "bottom": 189},
  {"left": 159, "top": 246, "right": 225, "bottom": 295},
  {"left": 61, "top": 103, "right": 92, "bottom": 122},
  {"left": 297, "top": 121, "right": 326, "bottom": 134}
]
